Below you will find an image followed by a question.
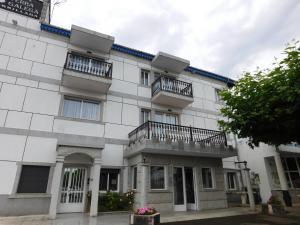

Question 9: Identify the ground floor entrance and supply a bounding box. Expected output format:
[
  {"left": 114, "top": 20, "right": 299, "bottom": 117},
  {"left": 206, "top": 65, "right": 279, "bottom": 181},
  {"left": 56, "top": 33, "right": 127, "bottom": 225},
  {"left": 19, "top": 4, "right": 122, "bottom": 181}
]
[
  {"left": 173, "top": 167, "right": 197, "bottom": 211},
  {"left": 58, "top": 167, "right": 88, "bottom": 213}
]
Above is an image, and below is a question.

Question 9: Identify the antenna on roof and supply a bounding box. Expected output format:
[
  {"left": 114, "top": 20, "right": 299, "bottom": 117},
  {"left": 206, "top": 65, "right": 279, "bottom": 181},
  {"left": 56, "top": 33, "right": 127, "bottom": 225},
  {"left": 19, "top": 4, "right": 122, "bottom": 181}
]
[{"left": 51, "top": 0, "right": 67, "bottom": 19}]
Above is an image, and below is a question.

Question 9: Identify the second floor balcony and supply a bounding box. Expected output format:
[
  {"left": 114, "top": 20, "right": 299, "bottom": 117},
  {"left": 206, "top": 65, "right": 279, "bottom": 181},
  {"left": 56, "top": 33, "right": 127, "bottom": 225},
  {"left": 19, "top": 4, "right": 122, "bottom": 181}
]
[
  {"left": 125, "top": 121, "right": 237, "bottom": 158},
  {"left": 151, "top": 76, "right": 194, "bottom": 108},
  {"left": 62, "top": 52, "right": 112, "bottom": 93}
]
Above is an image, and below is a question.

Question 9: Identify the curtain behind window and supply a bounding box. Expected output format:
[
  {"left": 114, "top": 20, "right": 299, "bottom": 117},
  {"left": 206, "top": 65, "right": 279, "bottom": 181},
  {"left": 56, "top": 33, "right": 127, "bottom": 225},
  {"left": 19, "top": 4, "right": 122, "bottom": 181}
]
[
  {"left": 63, "top": 98, "right": 81, "bottom": 119},
  {"left": 82, "top": 101, "right": 99, "bottom": 120}
]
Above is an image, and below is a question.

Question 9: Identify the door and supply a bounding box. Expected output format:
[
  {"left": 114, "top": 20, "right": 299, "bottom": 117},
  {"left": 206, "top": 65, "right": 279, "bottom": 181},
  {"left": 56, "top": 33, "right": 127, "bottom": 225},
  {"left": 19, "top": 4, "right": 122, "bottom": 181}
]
[
  {"left": 185, "top": 167, "right": 196, "bottom": 210},
  {"left": 173, "top": 167, "right": 196, "bottom": 211},
  {"left": 58, "top": 167, "right": 87, "bottom": 213}
]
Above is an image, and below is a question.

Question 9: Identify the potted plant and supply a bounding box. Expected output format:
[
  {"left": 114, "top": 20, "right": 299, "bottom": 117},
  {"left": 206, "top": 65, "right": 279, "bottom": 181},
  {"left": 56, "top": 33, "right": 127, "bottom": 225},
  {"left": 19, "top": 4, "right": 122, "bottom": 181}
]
[
  {"left": 129, "top": 207, "right": 160, "bottom": 225},
  {"left": 262, "top": 195, "right": 285, "bottom": 215}
]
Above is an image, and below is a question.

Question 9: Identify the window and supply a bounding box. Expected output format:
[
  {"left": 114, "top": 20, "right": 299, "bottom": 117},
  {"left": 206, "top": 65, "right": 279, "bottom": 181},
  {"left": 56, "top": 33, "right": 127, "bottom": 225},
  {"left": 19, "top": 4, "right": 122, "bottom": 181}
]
[
  {"left": 283, "top": 157, "right": 300, "bottom": 188},
  {"left": 215, "top": 89, "right": 222, "bottom": 102},
  {"left": 140, "top": 70, "right": 149, "bottom": 86},
  {"left": 154, "top": 112, "right": 178, "bottom": 125},
  {"left": 132, "top": 166, "right": 137, "bottom": 190},
  {"left": 17, "top": 165, "right": 50, "bottom": 193},
  {"left": 202, "top": 168, "right": 214, "bottom": 189},
  {"left": 150, "top": 166, "right": 166, "bottom": 189},
  {"left": 141, "top": 109, "right": 151, "bottom": 124},
  {"left": 227, "top": 172, "right": 237, "bottom": 190},
  {"left": 63, "top": 97, "right": 100, "bottom": 121},
  {"left": 99, "top": 169, "right": 120, "bottom": 192}
]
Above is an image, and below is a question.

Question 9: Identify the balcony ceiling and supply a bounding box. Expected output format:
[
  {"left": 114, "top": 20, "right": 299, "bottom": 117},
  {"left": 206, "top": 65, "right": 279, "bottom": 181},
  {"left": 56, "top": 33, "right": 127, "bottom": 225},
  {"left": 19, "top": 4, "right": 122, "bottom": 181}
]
[
  {"left": 70, "top": 25, "right": 115, "bottom": 53},
  {"left": 151, "top": 52, "right": 190, "bottom": 74}
]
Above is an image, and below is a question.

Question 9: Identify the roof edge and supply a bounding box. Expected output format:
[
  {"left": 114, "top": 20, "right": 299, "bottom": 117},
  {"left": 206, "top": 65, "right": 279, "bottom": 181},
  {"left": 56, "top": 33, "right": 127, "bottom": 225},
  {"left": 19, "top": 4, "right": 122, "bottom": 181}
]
[{"left": 40, "top": 23, "right": 235, "bottom": 86}]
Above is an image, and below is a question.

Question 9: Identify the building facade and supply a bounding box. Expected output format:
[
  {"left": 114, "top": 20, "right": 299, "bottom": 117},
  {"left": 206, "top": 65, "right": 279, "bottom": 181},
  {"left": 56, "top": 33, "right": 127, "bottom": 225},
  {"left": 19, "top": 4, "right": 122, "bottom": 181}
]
[{"left": 0, "top": 1, "right": 237, "bottom": 218}]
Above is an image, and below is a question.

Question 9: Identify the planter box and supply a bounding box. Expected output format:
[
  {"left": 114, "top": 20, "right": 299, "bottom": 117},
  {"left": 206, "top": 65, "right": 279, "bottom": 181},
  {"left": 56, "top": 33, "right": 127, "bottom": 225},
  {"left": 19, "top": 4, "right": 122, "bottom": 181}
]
[
  {"left": 261, "top": 204, "right": 285, "bottom": 215},
  {"left": 129, "top": 213, "right": 160, "bottom": 225}
]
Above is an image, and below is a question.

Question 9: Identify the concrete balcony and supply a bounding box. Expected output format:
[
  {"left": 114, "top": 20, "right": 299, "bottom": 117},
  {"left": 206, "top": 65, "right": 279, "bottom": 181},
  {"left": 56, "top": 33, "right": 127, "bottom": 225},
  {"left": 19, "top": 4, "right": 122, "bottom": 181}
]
[
  {"left": 151, "top": 76, "right": 194, "bottom": 108},
  {"left": 124, "top": 121, "right": 237, "bottom": 158},
  {"left": 62, "top": 52, "right": 112, "bottom": 93},
  {"left": 278, "top": 143, "right": 300, "bottom": 155}
]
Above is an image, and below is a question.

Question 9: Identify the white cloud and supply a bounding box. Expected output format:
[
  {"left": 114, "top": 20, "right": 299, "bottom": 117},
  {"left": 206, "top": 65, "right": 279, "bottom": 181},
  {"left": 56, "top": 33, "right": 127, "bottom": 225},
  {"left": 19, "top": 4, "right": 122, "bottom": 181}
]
[{"left": 51, "top": 0, "right": 300, "bottom": 80}]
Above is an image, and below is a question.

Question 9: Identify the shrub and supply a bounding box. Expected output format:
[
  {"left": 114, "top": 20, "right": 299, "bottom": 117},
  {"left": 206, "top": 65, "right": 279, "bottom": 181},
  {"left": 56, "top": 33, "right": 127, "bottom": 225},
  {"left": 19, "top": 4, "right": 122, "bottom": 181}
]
[{"left": 98, "top": 191, "right": 134, "bottom": 212}]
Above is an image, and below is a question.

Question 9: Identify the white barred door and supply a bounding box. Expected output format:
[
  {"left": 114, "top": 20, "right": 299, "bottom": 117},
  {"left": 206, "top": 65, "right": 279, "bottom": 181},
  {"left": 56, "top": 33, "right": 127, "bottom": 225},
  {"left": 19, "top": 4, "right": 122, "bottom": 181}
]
[{"left": 58, "top": 167, "right": 87, "bottom": 213}]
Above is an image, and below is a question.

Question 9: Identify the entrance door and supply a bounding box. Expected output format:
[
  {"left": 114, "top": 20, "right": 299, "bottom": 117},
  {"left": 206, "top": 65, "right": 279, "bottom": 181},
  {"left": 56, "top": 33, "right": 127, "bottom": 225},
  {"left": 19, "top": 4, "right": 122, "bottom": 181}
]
[
  {"left": 173, "top": 167, "right": 196, "bottom": 211},
  {"left": 58, "top": 167, "right": 87, "bottom": 213}
]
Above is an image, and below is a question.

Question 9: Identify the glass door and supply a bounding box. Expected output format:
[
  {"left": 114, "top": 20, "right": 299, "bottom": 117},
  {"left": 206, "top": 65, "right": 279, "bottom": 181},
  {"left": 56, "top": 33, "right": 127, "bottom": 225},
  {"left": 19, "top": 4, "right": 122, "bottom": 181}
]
[
  {"left": 173, "top": 167, "right": 196, "bottom": 211},
  {"left": 173, "top": 167, "right": 186, "bottom": 211},
  {"left": 185, "top": 167, "right": 196, "bottom": 210}
]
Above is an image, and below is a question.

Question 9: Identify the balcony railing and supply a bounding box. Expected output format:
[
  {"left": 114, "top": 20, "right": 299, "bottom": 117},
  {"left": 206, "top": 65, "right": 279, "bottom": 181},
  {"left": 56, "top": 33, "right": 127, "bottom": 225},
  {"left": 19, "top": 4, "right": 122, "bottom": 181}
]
[
  {"left": 128, "top": 121, "right": 227, "bottom": 147},
  {"left": 64, "top": 52, "right": 112, "bottom": 78},
  {"left": 151, "top": 76, "right": 193, "bottom": 97}
]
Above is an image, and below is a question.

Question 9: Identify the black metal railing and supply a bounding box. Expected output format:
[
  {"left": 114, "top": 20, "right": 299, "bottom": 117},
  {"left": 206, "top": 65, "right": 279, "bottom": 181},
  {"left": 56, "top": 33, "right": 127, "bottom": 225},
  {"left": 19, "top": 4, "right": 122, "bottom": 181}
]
[
  {"left": 151, "top": 76, "right": 193, "bottom": 97},
  {"left": 128, "top": 121, "right": 227, "bottom": 147},
  {"left": 64, "top": 52, "right": 112, "bottom": 78}
]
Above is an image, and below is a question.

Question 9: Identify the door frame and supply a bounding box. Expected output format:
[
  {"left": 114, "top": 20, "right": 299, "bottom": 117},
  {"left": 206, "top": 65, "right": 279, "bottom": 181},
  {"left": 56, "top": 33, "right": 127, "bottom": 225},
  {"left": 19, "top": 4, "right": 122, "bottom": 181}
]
[
  {"left": 57, "top": 166, "right": 88, "bottom": 213},
  {"left": 173, "top": 166, "right": 197, "bottom": 211}
]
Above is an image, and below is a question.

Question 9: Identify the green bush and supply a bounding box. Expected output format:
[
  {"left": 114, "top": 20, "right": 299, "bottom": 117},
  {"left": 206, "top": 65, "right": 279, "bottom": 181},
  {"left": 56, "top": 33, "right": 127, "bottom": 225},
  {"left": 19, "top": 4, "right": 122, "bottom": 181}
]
[{"left": 98, "top": 191, "right": 134, "bottom": 212}]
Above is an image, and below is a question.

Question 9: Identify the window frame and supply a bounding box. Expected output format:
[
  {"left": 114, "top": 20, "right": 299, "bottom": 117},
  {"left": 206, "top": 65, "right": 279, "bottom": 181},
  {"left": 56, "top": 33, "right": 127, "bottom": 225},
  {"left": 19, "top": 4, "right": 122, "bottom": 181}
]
[
  {"left": 150, "top": 165, "right": 167, "bottom": 190},
  {"left": 16, "top": 164, "right": 51, "bottom": 194},
  {"left": 140, "top": 108, "right": 151, "bottom": 124},
  {"left": 62, "top": 96, "right": 101, "bottom": 121},
  {"left": 99, "top": 168, "right": 120, "bottom": 193},
  {"left": 140, "top": 69, "right": 150, "bottom": 86},
  {"left": 226, "top": 172, "right": 237, "bottom": 190},
  {"left": 132, "top": 166, "right": 138, "bottom": 190},
  {"left": 201, "top": 167, "right": 215, "bottom": 190},
  {"left": 154, "top": 111, "right": 179, "bottom": 125},
  {"left": 282, "top": 157, "right": 300, "bottom": 189},
  {"left": 215, "top": 88, "right": 223, "bottom": 102}
]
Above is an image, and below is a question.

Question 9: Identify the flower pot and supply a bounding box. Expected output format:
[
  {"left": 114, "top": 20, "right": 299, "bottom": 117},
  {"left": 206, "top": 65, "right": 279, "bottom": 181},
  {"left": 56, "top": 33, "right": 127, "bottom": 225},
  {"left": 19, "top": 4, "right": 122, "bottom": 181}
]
[{"left": 129, "top": 213, "right": 160, "bottom": 225}]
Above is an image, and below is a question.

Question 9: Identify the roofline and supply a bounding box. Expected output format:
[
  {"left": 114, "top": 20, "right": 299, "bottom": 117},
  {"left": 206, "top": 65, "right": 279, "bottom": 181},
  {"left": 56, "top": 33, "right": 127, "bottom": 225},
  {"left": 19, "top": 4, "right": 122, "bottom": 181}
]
[{"left": 40, "top": 23, "right": 235, "bottom": 86}]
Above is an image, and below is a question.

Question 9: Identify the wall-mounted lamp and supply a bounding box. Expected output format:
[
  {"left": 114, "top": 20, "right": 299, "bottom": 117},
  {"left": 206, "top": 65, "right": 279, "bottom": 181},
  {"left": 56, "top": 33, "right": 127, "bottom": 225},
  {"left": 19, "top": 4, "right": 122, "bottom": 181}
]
[
  {"left": 87, "top": 50, "right": 92, "bottom": 54},
  {"left": 168, "top": 109, "right": 172, "bottom": 112},
  {"left": 12, "top": 19, "right": 18, "bottom": 25},
  {"left": 143, "top": 157, "right": 146, "bottom": 164}
]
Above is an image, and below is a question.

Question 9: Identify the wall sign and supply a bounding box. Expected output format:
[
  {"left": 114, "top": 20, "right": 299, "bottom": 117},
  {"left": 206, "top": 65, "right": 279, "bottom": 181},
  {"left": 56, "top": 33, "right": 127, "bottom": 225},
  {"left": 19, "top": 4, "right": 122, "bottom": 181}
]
[{"left": 0, "top": 0, "right": 43, "bottom": 20}]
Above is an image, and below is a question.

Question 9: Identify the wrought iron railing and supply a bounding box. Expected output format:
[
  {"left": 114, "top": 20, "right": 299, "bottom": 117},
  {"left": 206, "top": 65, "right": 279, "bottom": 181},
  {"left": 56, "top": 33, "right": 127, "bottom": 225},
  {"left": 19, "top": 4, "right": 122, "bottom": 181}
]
[
  {"left": 64, "top": 52, "right": 112, "bottom": 78},
  {"left": 128, "top": 121, "right": 227, "bottom": 147},
  {"left": 151, "top": 76, "right": 193, "bottom": 97}
]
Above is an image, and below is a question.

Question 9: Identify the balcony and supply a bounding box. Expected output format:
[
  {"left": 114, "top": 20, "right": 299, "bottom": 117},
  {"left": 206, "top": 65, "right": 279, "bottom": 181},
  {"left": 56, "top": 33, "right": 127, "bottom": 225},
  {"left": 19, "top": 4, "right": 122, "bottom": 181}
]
[
  {"left": 125, "top": 121, "right": 237, "bottom": 158},
  {"left": 151, "top": 76, "right": 194, "bottom": 108},
  {"left": 62, "top": 52, "right": 112, "bottom": 93}
]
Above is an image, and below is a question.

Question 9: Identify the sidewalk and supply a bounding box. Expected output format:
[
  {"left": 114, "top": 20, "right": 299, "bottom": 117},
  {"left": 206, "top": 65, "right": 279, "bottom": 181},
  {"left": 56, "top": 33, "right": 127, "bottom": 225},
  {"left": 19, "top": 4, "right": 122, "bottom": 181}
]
[{"left": 0, "top": 207, "right": 257, "bottom": 225}]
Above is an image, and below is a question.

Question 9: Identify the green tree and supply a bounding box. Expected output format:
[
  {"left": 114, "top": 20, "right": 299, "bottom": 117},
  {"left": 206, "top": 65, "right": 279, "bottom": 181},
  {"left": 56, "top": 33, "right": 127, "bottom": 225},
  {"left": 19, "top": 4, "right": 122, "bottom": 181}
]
[{"left": 219, "top": 41, "right": 300, "bottom": 148}]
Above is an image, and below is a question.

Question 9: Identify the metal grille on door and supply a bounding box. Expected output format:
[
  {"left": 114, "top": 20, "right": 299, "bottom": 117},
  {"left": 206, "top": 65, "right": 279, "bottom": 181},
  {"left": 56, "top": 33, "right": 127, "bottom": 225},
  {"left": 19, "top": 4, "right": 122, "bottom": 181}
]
[{"left": 60, "top": 168, "right": 86, "bottom": 204}]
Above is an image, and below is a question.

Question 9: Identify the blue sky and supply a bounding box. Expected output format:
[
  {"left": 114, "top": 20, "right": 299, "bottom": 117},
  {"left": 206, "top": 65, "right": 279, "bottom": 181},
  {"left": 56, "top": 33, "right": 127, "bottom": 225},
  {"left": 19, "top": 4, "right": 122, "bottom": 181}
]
[{"left": 51, "top": 0, "right": 300, "bottom": 79}]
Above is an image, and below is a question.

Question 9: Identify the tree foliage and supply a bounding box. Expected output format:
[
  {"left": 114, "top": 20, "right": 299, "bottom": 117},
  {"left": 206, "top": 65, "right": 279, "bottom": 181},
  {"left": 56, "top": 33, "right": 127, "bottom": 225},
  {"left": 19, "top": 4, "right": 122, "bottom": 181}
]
[{"left": 219, "top": 41, "right": 300, "bottom": 148}]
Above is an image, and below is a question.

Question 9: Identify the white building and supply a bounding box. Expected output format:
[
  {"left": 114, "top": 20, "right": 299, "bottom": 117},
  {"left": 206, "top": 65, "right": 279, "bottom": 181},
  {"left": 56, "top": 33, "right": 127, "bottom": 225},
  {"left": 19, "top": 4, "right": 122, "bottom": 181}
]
[
  {"left": 227, "top": 141, "right": 300, "bottom": 206},
  {"left": 0, "top": 0, "right": 238, "bottom": 218}
]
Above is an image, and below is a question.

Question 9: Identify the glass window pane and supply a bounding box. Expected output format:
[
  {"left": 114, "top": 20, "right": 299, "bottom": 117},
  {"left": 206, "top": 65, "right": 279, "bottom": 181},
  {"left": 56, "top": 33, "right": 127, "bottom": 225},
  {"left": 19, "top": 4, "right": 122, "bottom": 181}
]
[
  {"left": 290, "top": 172, "right": 300, "bottom": 188},
  {"left": 81, "top": 101, "right": 99, "bottom": 120},
  {"left": 141, "top": 109, "right": 150, "bottom": 123},
  {"left": 63, "top": 98, "right": 81, "bottom": 119},
  {"left": 109, "top": 173, "right": 119, "bottom": 191},
  {"left": 166, "top": 114, "right": 178, "bottom": 125},
  {"left": 281, "top": 158, "right": 288, "bottom": 170},
  {"left": 202, "top": 168, "right": 213, "bottom": 189},
  {"left": 17, "top": 166, "right": 50, "bottom": 193},
  {"left": 150, "top": 166, "right": 165, "bottom": 189},
  {"left": 227, "top": 172, "right": 236, "bottom": 189},
  {"left": 286, "top": 158, "right": 298, "bottom": 170},
  {"left": 99, "top": 171, "right": 108, "bottom": 191},
  {"left": 154, "top": 113, "right": 163, "bottom": 123},
  {"left": 285, "top": 172, "right": 292, "bottom": 188},
  {"left": 133, "top": 167, "right": 137, "bottom": 189}
]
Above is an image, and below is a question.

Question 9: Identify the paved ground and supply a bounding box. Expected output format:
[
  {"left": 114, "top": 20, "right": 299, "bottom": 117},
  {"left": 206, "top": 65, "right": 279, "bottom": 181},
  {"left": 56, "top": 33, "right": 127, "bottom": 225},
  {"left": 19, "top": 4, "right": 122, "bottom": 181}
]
[{"left": 0, "top": 206, "right": 299, "bottom": 225}]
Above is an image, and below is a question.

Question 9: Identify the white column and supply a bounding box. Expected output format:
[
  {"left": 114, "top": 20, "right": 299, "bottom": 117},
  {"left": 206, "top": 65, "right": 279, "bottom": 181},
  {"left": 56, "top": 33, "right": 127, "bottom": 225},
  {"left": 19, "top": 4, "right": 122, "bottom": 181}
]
[
  {"left": 274, "top": 152, "right": 288, "bottom": 190},
  {"left": 243, "top": 168, "right": 255, "bottom": 210},
  {"left": 90, "top": 158, "right": 101, "bottom": 217},
  {"left": 49, "top": 156, "right": 64, "bottom": 219},
  {"left": 140, "top": 163, "right": 148, "bottom": 207}
]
